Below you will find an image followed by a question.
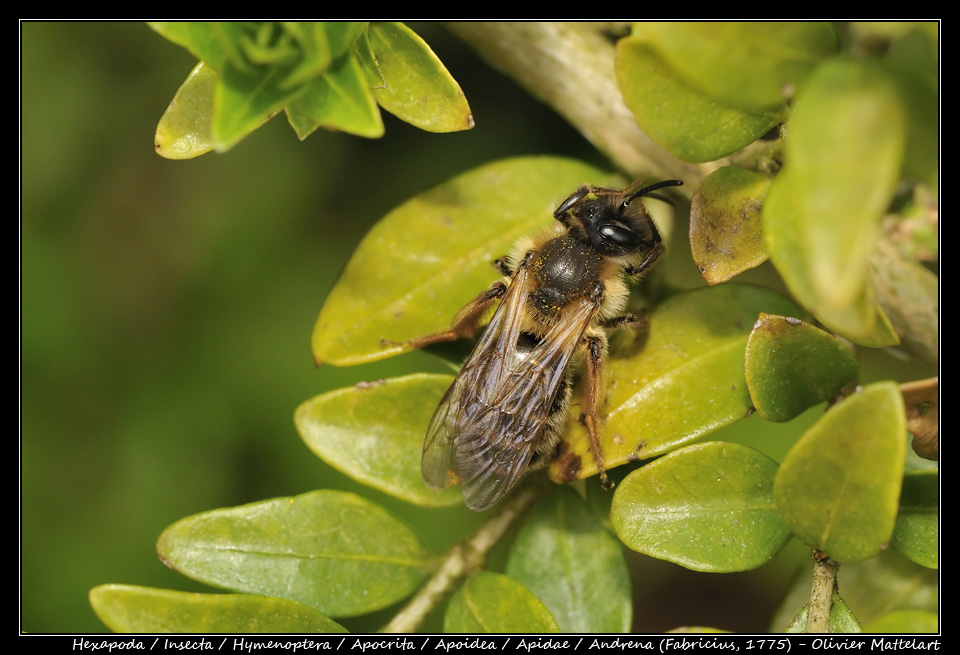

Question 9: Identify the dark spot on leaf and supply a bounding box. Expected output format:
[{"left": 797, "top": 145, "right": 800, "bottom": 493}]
[{"left": 633, "top": 439, "right": 647, "bottom": 458}]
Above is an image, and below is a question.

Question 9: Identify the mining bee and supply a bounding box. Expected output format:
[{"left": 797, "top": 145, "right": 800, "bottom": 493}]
[{"left": 394, "top": 179, "right": 682, "bottom": 511}]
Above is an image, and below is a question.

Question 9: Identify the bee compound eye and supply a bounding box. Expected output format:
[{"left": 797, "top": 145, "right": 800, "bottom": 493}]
[{"left": 599, "top": 224, "right": 635, "bottom": 247}]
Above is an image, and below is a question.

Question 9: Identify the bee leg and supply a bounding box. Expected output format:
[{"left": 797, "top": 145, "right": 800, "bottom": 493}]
[
  {"left": 380, "top": 281, "right": 507, "bottom": 350},
  {"left": 581, "top": 332, "right": 613, "bottom": 491},
  {"left": 624, "top": 243, "right": 665, "bottom": 277},
  {"left": 599, "top": 312, "right": 649, "bottom": 332},
  {"left": 491, "top": 256, "right": 513, "bottom": 276}
]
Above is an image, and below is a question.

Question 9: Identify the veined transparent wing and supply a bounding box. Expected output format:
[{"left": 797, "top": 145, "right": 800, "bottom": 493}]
[{"left": 423, "top": 262, "right": 601, "bottom": 510}]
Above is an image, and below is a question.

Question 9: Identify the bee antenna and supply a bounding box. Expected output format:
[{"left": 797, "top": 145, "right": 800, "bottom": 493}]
[{"left": 624, "top": 179, "right": 684, "bottom": 206}]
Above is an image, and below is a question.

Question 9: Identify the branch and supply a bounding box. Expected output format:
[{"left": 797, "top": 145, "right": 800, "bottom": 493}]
[
  {"left": 444, "top": 22, "right": 707, "bottom": 185},
  {"left": 806, "top": 552, "right": 839, "bottom": 633},
  {"left": 379, "top": 484, "right": 544, "bottom": 633}
]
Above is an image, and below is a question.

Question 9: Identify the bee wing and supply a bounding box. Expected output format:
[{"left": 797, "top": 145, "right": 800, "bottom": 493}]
[
  {"left": 424, "top": 264, "right": 602, "bottom": 510},
  {"left": 422, "top": 264, "right": 530, "bottom": 493}
]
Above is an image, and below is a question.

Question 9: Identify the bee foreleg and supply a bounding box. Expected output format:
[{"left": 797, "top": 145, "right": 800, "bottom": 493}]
[
  {"left": 581, "top": 332, "right": 613, "bottom": 491},
  {"left": 381, "top": 281, "right": 507, "bottom": 350},
  {"left": 624, "top": 243, "right": 665, "bottom": 277}
]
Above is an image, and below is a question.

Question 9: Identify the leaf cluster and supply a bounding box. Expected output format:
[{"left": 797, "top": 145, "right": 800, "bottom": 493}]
[
  {"left": 151, "top": 22, "right": 472, "bottom": 158},
  {"left": 93, "top": 22, "right": 937, "bottom": 635}
]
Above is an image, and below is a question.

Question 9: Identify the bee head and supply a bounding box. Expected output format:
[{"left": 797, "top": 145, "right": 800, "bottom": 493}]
[{"left": 554, "top": 180, "right": 683, "bottom": 257}]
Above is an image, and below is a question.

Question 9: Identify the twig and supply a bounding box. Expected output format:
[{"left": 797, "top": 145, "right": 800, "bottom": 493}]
[
  {"left": 379, "top": 485, "right": 544, "bottom": 633},
  {"left": 806, "top": 551, "right": 839, "bottom": 633},
  {"left": 444, "top": 22, "right": 707, "bottom": 185}
]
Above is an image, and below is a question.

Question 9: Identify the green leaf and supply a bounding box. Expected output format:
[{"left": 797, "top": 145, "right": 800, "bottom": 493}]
[
  {"left": 357, "top": 22, "right": 473, "bottom": 133},
  {"left": 238, "top": 23, "right": 303, "bottom": 69},
  {"left": 774, "top": 382, "right": 907, "bottom": 562},
  {"left": 689, "top": 166, "right": 772, "bottom": 284},
  {"left": 745, "top": 314, "right": 858, "bottom": 422},
  {"left": 615, "top": 37, "right": 782, "bottom": 162},
  {"left": 788, "top": 57, "right": 906, "bottom": 305},
  {"left": 766, "top": 57, "right": 906, "bottom": 344},
  {"left": 550, "top": 284, "right": 800, "bottom": 482},
  {"left": 152, "top": 23, "right": 379, "bottom": 153},
  {"left": 156, "top": 490, "right": 435, "bottom": 617},
  {"left": 149, "top": 22, "right": 228, "bottom": 71},
  {"left": 207, "top": 22, "right": 259, "bottom": 73},
  {"left": 611, "top": 442, "right": 791, "bottom": 572},
  {"left": 890, "top": 470, "right": 938, "bottom": 569},
  {"left": 864, "top": 609, "right": 939, "bottom": 634},
  {"left": 785, "top": 592, "right": 862, "bottom": 633},
  {"left": 212, "top": 59, "right": 303, "bottom": 152},
  {"left": 272, "top": 22, "right": 332, "bottom": 89},
  {"left": 443, "top": 572, "right": 559, "bottom": 633},
  {"left": 326, "top": 22, "right": 368, "bottom": 59},
  {"left": 637, "top": 22, "right": 838, "bottom": 111},
  {"left": 505, "top": 488, "right": 631, "bottom": 633},
  {"left": 89, "top": 585, "right": 347, "bottom": 633},
  {"left": 763, "top": 168, "right": 899, "bottom": 346},
  {"left": 885, "top": 59, "right": 938, "bottom": 191},
  {"left": 295, "top": 374, "right": 461, "bottom": 507},
  {"left": 312, "top": 156, "right": 614, "bottom": 366},
  {"left": 286, "top": 53, "right": 384, "bottom": 139},
  {"left": 154, "top": 61, "right": 218, "bottom": 160}
]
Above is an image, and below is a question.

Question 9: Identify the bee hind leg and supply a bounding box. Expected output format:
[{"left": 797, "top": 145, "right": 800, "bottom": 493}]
[
  {"left": 380, "top": 281, "right": 507, "bottom": 350},
  {"left": 581, "top": 332, "right": 613, "bottom": 491}
]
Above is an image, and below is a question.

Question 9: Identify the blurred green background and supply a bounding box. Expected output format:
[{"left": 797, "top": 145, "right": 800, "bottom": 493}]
[
  {"left": 21, "top": 21, "right": 609, "bottom": 633},
  {"left": 23, "top": 22, "right": 932, "bottom": 635}
]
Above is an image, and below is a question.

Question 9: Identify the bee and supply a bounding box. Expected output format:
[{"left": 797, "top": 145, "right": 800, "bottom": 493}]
[{"left": 396, "top": 179, "right": 682, "bottom": 511}]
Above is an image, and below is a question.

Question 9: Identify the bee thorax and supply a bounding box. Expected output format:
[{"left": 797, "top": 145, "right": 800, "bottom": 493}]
[{"left": 530, "top": 236, "right": 603, "bottom": 315}]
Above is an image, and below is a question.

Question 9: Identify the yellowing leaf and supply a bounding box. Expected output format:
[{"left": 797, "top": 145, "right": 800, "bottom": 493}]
[
  {"left": 360, "top": 22, "right": 473, "bottom": 133},
  {"left": 550, "top": 285, "right": 799, "bottom": 482},
  {"left": 312, "top": 157, "right": 614, "bottom": 366},
  {"left": 155, "top": 61, "right": 217, "bottom": 160},
  {"left": 295, "top": 374, "right": 461, "bottom": 507},
  {"left": 690, "top": 166, "right": 771, "bottom": 284}
]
